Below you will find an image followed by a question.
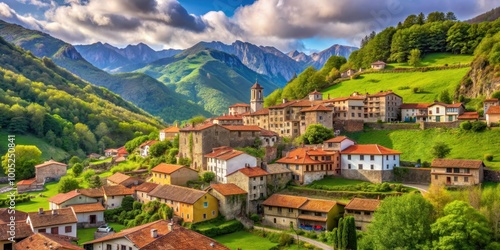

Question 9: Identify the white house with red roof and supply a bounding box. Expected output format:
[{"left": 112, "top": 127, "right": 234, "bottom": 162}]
[
  {"left": 427, "top": 101, "right": 465, "bottom": 122},
  {"left": 340, "top": 144, "right": 401, "bottom": 183},
  {"left": 400, "top": 103, "right": 431, "bottom": 122},
  {"left": 205, "top": 146, "right": 257, "bottom": 183},
  {"left": 139, "top": 140, "right": 159, "bottom": 157},
  {"left": 486, "top": 106, "right": 500, "bottom": 126},
  {"left": 159, "top": 126, "right": 180, "bottom": 142}
]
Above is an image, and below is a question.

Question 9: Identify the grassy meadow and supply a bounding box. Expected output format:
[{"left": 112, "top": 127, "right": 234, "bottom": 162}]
[
  {"left": 214, "top": 231, "right": 278, "bottom": 250},
  {"left": 0, "top": 131, "right": 69, "bottom": 163},
  {"left": 386, "top": 53, "right": 474, "bottom": 69}
]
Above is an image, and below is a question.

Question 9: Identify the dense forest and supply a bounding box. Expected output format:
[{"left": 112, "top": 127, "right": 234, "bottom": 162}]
[{"left": 0, "top": 37, "right": 163, "bottom": 157}]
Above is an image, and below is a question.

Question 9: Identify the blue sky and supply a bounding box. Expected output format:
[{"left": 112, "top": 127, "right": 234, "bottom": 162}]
[{"left": 0, "top": 0, "right": 495, "bottom": 53}]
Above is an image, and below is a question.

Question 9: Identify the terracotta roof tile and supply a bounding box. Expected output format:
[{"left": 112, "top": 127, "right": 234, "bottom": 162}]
[
  {"left": 151, "top": 163, "right": 187, "bottom": 174},
  {"left": 324, "top": 136, "right": 353, "bottom": 143},
  {"left": 27, "top": 208, "right": 77, "bottom": 228},
  {"left": 117, "top": 146, "right": 128, "bottom": 155},
  {"left": 447, "top": 103, "right": 464, "bottom": 108},
  {"left": 102, "top": 185, "right": 134, "bottom": 196},
  {"left": 160, "top": 126, "right": 180, "bottom": 133},
  {"left": 251, "top": 82, "right": 263, "bottom": 89},
  {"left": 179, "top": 123, "right": 217, "bottom": 132},
  {"left": 17, "top": 178, "right": 36, "bottom": 185},
  {"left": 69, "top": 203, "right": 105, "bottom": 213},
  {"left": 309, "top": 90, "right": 322, "bottom": 95},
  {"left": 300, "top": 105, "right": 332, "bottom": 112},
  {"left": 458, "top": 112, "right": 479, "bottom": 120},
  {"left": 48, "top": 190, "right": 80, "bottom": 205},
  {"left": 400, "top": 103, "right": 431, "bottom": 109},
  {"left": 297, "top": 214, "right": 328, "bottom": 222},
  {"left": 276, "top": 147, "right": 336, "bottom": 165},
  {"left": 214, "top": 114, "right": 244, "bottom": 120},
  {"left": 0, "top": 222, "right": 32, "bottom": 241},
  {"left": 0, "top": 208, "right": 28, "bottom": 223},
  {"left": 299, "top": 199, "right": 337, "bottom": 213},
  {"left": 84, "top": 220, "right": 171, "bottom": 246},
  {"left": 229, "top": 103, "right": 250, "bottom": 108},
  {"left": 222, "top": 125, "right": 262, "bottom": 131},
  {"left": 35, "top": 159, "right": 67, "bottom": 169},
  {"left": 260, "top": 128, "right": 278, "bottom": 137},
  {"left": 229, "top": 167, "right": 269, "bottom": 177},
  {"left": 486, "top": 106, "right": 500, "bottom": 115},
  {"left": 245, "top": 108, "right": 269, "bottom": 116},
  {"left": 139, "top": 140, "right": 159, "bottom": 148},
  {"left": 265, "top": 164, "right": 292, "bottom": 174},
  {"left": 78, "top": 188, "right": 104, "bottom": 198},
  {"left": 107, "top": 172, "right": 132, "bottom": 185},
  {"left": 15, "top": 233, "right": 82, "bottom": 250},
  {"left": 262, "top": 194, "right": 308, "bottom": 209},
  {"left": 134, "top": 182, "right": 159, "bottom": 193},
  {"left": 323, "top": 96, "right": 366, "bottom": 103},
  {"left": 341, "top": 144, "right": 401, "bottom": 155},
  {"left": 204, "top": 147, "right": 245, "bottom": 161},
  {"left": 431, "top": 159, "right": 484, "bottom": 169},
  {"left": 484, "top": 98, "right": 499, "bottom": 102},
  {"left": 345, "top": 198, "right": 381, "bottom": 211},
  {"left": 140, "top": 225, "right": 229, "bottom": 250},
  {"left": 210, "top": 184, "right": 247, "bottom": 196},
  {"left": 148, "top": 185, "right": 208, "bottom": 204}
]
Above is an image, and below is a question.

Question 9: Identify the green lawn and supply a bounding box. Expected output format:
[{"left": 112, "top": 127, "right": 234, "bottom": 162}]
[
  {"left": 214, "top": 231, "right": 278, "bottom": 250},
  {"left": 344, "top": 128, "right": 500, "bottom": 169},
  {"left": 386, "top": 53, "right": 474, "bottom": 69},
  {"left": 322, "top": 67, "right": 469, "bottom": 104},
  {"left": 90, "top": 157, "right": 112, "bottom": 164},
  {"left": 77, "top": 222, "right": 126, "bottom": 246},
  {"left": 0, "top": 182, "right": 59, "bottom": 212}
]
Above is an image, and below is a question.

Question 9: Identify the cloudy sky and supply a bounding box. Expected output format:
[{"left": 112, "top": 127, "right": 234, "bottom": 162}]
[{"left": 0, "top": 0, "right": 495, "bottom": 53}]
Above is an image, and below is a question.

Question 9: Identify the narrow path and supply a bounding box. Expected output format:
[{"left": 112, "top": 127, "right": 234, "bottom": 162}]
[
  {"left": 253, "top": 225, "right": 333, "bottom": 250},
  {"left": 402, "top": 183, "right": 429, "bottom": 193}
]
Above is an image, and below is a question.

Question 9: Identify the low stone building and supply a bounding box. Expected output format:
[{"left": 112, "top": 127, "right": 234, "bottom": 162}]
[
  {"left": 344, "top": 198, "right": 381, "bottom": 231},
  {"left": 229, "top": 103, "right": 251, "bottom": 115},
  {"left": 106, "top": 172, "right": 143, "bottom": 187},
  {"left": 16, "top": 178, "right": 43, "bottom": 193},
  {"left": 102, "top": 185, "right": 134, "bottom": 209},
  {"left": 35, "top": 160, "right": 67, "bottom": 183},
  {"left": 134, "top": 182, "right": 159, "bottom": 204},
  {"left": 265, "top": 164, "right": 292, "bottom": 194},
  {"left": 371, "top": 61, "right": 386, "bottom": 70},
  {"left": 26, "top": 207, "right": 78, "bottom": 238},
  {"left": 431, "top": 159, "right": 484, "bottom": 186},
  {"left": 151, "top": 163, "right": 199, "bottom": 186},
  {"left": 207, "top": 184, "right": 247, "bottom": 220},
  {"left": 226, "top": 166, "right": 269, "bottom": 214},
  {"left": 68, "top": 202, "right": 105, "bottom": 228}
]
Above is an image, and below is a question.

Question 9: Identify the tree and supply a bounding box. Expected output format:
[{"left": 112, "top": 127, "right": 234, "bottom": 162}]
[
  {"left": 2, "top": 145, "right": 42, "bottom": 180},
  {"left": 492, "top": 91, "right": 500, "bottom": 100},
  {"left": 481, "top": 185, "right": 500, "bottom": 241},
  {"left": 82, "top": 169, "right": 96, "bottom": 182},
  {"left": 88, "top": 175, "right": 102, "bottom": 188},
  {"left": 333, "top": 216, "right": 357, "bottom": 250},
  {"left": 432, "top": 200, "right": 491, "bottom": 249},
  {"left": 68, "top": 156, "right": 81, "bottom": 167},
  {"left": 202, "top": 172, "right": 215, "bottom": 183},
  {"left": 431, "top": 142, "right": 451, "bottom": 158},
  {"left": 301, "top": 124, "right": 334, "bottom": 144},
  {"left": 445, "top": 12, "right": 457, "bottom": 21},
  {"left": 408, "top": 48, "right": 421, "bottom": 67},
  {"left": 365, "top": 194, "right": 434, "bottom": 249},
  {"left": 58, "top": 176, "right": 80, "bottom": 193},
  {"left": 121, "top": 196, "right": 135, "bottom": 211},
  {"left": 424, "top": 184, "right": 453, "bottom": 217},
  {"left": 427, "top": 11, "right": 445, "bottom": 23},
  {"left": 71, "top": 163, "right": 84, "bottom": 177},
  {"left": 188, "top": 116, "right": 206, "bottom": 126},
  {"left": 439, "top": 90, "right": 452, "bottom": 104},
  {"left": 149, "top": 141, "right": 172, "bottom": 158}
]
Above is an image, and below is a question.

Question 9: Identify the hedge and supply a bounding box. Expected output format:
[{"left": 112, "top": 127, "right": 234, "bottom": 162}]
[{"left": 195, "top": 220, "right": 244, "bottom": 238}]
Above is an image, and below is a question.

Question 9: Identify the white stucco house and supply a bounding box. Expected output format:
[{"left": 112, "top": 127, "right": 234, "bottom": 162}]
[
  {"left": 69, "top": 202, "right": 106, "bottom": 228},
  {"left": 205, "top": 146, "right": 258, "bottom": 183},
  {"left": 26, "top": 207, "right": 78, "bottom": 238}
]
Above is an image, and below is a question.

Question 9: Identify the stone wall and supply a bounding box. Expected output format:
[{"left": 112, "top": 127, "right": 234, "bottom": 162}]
[
  {"left": 484, "top": 168, "right": 500, "bottom": 182},
  {"left": 341, "top": 169, "right": 393, "bottom": 183},
  {"left": 419, "top": 121, "right": 461, "bottom": 129},
  {"left": 393, "top": 167, "right": 431, "bottom": 184},
  {"left": 334, "top": 120, "right": 364, "bottom": 132},
  {"left": 264, "top": 146, "right": 277, "bottom": 163},
  {"left": 366, "top": 123, "right": 420, "bottom": 130}
]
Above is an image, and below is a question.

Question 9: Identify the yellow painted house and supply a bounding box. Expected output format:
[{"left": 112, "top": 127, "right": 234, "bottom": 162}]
[
  {"left": 148, "top": 184, "right": 218, "bottom": 223},
  {"left": 151, "top": 163, "right": 199, "bottom": 186}
]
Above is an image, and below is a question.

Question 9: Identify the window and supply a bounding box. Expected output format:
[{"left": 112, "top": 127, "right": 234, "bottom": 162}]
[
  {"left": 65, "top": 226, "right": 72, "bottom": 233},
  {"left": 260, "top": 193, "right": 264, "bottom": 198},
  {"left": 203, "top": 202, "right": 208, "bottom": 208},
  {"left": 314, "top": 212, "right": 322, "bottom": 216},
  {"left": 238, "top": 131, "right": 241, "bottom": 137},
  {"left": 268, "top": 206, "right": 272, "bottom": 211},
  {"left": 121, "top": 246, "right": 127, "bottom": 250},
  {"left": 38, "top": 229, "right": 46, "bottom": 233},
  {"left": 106, "top": 245, "right": 112, "bottom": 250},
  {"left": 364, "top": 211, "right": 371, "bottom": 215},
  {"left": 454, "top": 176, "right": 458, "bottom": 182},
  {"left": 51, "top": 227, "right": 58, "bottom": 234},
  {"left": 254, "top": 194, "right": 257, "bottom": 198},
  {"left": 464, "top": 168, "right": 470, "bottom": 173},
  {"left": 260, "top": 176, "right": 264, "bottom": 181},
  {"left": 212, "top": 210, "right": 215, "bottom": 215},
  {"left": 273, "top": 218, "right": 277, "bottom": 223},
  {"left": 360, "top": 155, "right": 364, "bottom": 160},
  {"left": 111, "top": 196, "right": 115, "bottom": 199},
  {"left": 348, "top": 164, "right": 351, "bottom": 169},
  {"left": 358, "top": 164, "right": 363, "bottom": 170},
  {"left": 453, "top": 168, "right": 460, "bottom": 173},
  {"left": 370, "top": 165, "right": 374, "bottom": 170},
  {"left": 187, "top": 214, "right": 190, "bottom": 219},
  {"left": 393, "top": 155, "right": 396, "bottom": 160},
  {"left": 464, "top": 177, "right": 469, "bottom": 182},
  {"left": 446, "top": 168, "right": 452, "bottom": 173},
  {"left": 295, "top": 165, "right": 299, "bottom": 170},
  {"left": 289, "top": 208, "right": 293, "bottom": 213},
  {"left": 278, "top": 207, "right": 282, "bottom": 213},
  {"left": 253, "top": 186, "right": 256, "bottom": 190},
  {"left": 435, "top": 175, "right": 438, "bottom": 180},
  {"left": 203, "top": 214, "right": 207, "bottom": 219},
  {"left": 356, "top": 226, "right": 362, "bottom": 230},
  {"left": 370, "top": 155, "right": 374, "bottom": 161},
  {"left": 348, "top": 155, "right": 351, "bottom": 160},
  {"left": 354, "top": 211, "right": 361, "bottom": 215}
]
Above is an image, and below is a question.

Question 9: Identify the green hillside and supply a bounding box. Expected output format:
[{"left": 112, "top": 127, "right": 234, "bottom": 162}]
[
  {"left": 386, "top": 53, "right": 474, "bottom": 69},
  {"left": 322, "top": 67, "right": 470, "bottom": 103},
  {"left": 344, "top": 128, "right": 500, "bottom": 170},
  {"left": 137, "top": 48, "right": 278, "bottom": 114},
  {"left": 0, "top": 20, "right": 209, "bottom": 122},
  {"left": 0, "top": 131, "right": 68, "bottom": 162}
]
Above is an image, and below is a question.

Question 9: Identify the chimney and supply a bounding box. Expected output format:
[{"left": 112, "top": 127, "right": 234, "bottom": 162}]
[
  {"left": 75, "top": 189, "right": 79, "bottom": 193},
  {"left": 210, "top": 242, "right": 215, "bottom": 248},
  {"left": 151, "top": 229, "right": 158, "bottom": 238},
  {"left": 295, "top": 155, "right": 299, "bottom": 160},
  {"left": 52, "top": 209, "right": 58, "bottom": 215},
  {"left": 38, "top": 208, "right": 44, "bottom": 215},
  {"left": 168, "top": 223, "right": 173, "bottom": 231},
  {"left": 282, "top": 98, "right": 287, "bottom": 104}
]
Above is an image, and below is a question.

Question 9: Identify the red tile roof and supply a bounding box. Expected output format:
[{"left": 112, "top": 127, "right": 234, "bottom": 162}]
[
  {"left": 35, "top": 159, "right": 67, "bottom": 169},
  {"left": 107, "top": 172, "right": 132, "bottom": 185},
  {"left": 0, "top": 221, "right": 33, "bottom": 241},
  {"left": 431, "top": 159, "right": 484, "bottom": 169},
  {"left": 447, "top": 103, "right": 464, "bottom": 108},
  {"left": 134, "top": 182, "right": 159, "bottom": 193},
  {"left": 345, "top": 198, "right": 381, "bottom": 211},
  {"left": 148, "top": 185, "right": 208, "bottom": 204},
  {"left": 368, "top": 90, "right": 401, "bottom": 98},
  {"left": 0, "top": 208, "right": 28, "bottom": 223},
  {"left": 27, "top": 208, "right": 77, "bottom": 228},
  {"left": 341, "top": 144, "right": 401, "bottom": 155},
  {"left": 400, "top": 103, "right": 431, "bottom": 109},
  {"left": 262, "top": 194, "right": 308, "bottom": 209},
  {"left": 299, "top": 199, "right": 337, "bottom": 213},
  {"left": 371, "top": 61, "right": 386, "bottom": 65},
  {"left": 139, "top": 140, "right": 159, "bottom": 148},
  {"left": 324, "top": 136, "right": 352, "bottom": 143},
  {"left": 140, "top": 225, "right": 229, "bottom": 250},
  {"left": 300, "top": 105, "right": 332, "bottom": 112},
  {"left": 179, "top": 123, "right": 217, "bottom": 132},
  {"left": 251, "top": 82, "right": 263, "bottom": 89},
  {"left": 260, "top": 128, "right": 278, "bottom": 137},
  {"left": 276, "top": 147, "right": 335, "bottom": 164},
  {"left": 69, "top": 203, "right": 105, "bottom": 213},
  {"left": 222, "top": 125, "right": 262, "bottom": 131},
  {"left": 309, "top": 90, "right": 322, "bottom": 95},
  {"left": 323, "top": 96, "right": 366, "bottom": 103},
  {"left": 486, "top": 106, "right": 500, "bottom": 115},
  {"left": 214, "top": 114, "right": 243, "bottom": 120},
  {"left": 48, "top": 190, "right": 80, "bottom": 205},
  {"left": 102, "top": 185, "right": 134, "bottom": 196},
  {"left": 204, "top": 147, "right": 245, "bottom": 161},
  {"left": 78, "top": 188, "right": 104, "bottom": 198},
  {"left": 151, "top": 163, "right": 187, "bottom": 174},
  {"left": 228, "top": 167, "right": 269, "bottom": 177},
  {"left": 484, "top": 98, "right": 499, "bottom": 102},
  {"left": 458, "top": 112, "right": 479, "bottom": 120},
  {"left": 84, "top": 220, "right": 171, "bottom": 246},
  {"left": 229, "top": 103, "right": 250, "bottom": 108},
  {"left": 245, "top": 107, "right": 269, "bottom": 116},
  {"left": 160, "top": 126, "right": 180, "bottom": 133},
  {"left": 15, "top": 233, "right": 82, "bottom": 250},
  {"left": 210, "top": 184, "right": 247, "bottom": 196},
  {"left": 17, "top": 178, "right": 36, "bottom": 185}
]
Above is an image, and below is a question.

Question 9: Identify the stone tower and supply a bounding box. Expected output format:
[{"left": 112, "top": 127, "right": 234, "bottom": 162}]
[{"left": 250, "top": 80, "right": 264, "bottom": 112}]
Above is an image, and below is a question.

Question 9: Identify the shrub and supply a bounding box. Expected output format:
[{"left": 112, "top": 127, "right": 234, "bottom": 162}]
[
  {"left": 202, "top": 172, "right": 215, "bottom": 183},
  {"left": 278, "top": 232, "right": 294, "bottom": 246},
  {"left": 471, "top": 121, "right": 487, "bottom": 132},
  {"left": 484, "top": 154, "right": 494, "bottom": 162},
  {"left": 297, "top": 229, "right": 305, "bottom": 236},
  {"left": 460, "top": 121, "right": 472, "bottom": 130},
  {"left": 250, "top": 214, "right": 260, "bottom": 223},
  {"left": 413, "top": 87, "right": 419, "bottom": 93}
]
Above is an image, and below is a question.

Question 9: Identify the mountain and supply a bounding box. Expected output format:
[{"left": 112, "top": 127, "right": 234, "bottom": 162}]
[
  {"left": 0, "top": 20, "right": 209, "bottom": 122},
  {"left": 136, "top": 43, "right": 279, "bottom": 115},
  {"left": 0, "top": 36, "right": 162, "bottom": 156},
  {"left": 308, "top": 44, "right": 358, "bottom": 69},
  {"left": 287, "top": 50, "right": 311, "bottom": 63},
  {"left": 74, "top": 42, "right": 182, "bottom": 72},
  {"left": 466, "top": 7, "right": 500, "bottom": 24}
]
